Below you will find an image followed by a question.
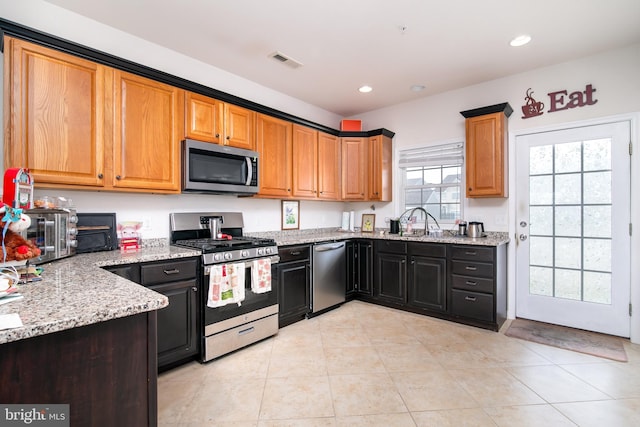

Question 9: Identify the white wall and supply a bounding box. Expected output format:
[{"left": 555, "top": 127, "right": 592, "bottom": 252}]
[
  {"left": 352, "top": 43, "right": 640, "bottom": 342},
  {"left": 352, "top": 43, "right": 640, "bottom": 231}
]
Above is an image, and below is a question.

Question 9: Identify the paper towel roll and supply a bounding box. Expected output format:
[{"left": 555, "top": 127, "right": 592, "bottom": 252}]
[
  {"left": 349, "top": 211, "right": 355, "bottom": 231},
  {"left": 341, "top": 212, "right": 350, "bottom": 230}
]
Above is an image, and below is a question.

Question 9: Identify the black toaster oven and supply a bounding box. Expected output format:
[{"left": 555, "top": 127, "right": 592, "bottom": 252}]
[{"left": 76, "top": 213, "right": 118, "bottom": 253}]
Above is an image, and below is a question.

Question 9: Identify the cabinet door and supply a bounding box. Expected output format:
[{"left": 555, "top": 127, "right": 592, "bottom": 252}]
[
  {"left": 341, "top": 137, "right": 367, "bottom": 200},
  {"left": 224, "top": 104, "right": 255, "bottom": 150},
  {"left": 256, "top": 113, "right": 293, "bottom": 197},
  {"left": 465, "top": 112, "right": 507, "bottom": 197},
  {"left": 151, "top": 279, "right": 199, "bottom": 368},
  {"left": 317, "top": 132, "right": 341, "bottom": 200},
  {"left": 276, "top": 260, "right": 310, "bottom": 327},
  {"left": 346, "top": 242, "right": 356, "bottom": 296},
  {"left": 368, "top": 135, "right": 392, "bottom": 201},
  {"left": 185, "top": 92, "right": 223, "bottom": 143},
  {"left": 374, "top": 252, "right": 407, "bottom": 303},
  {"left": 112, "top": 70, "right": 183, "bottom": 192},
  {"left": 408, "top": 255, "right": 446, "bottom": 312},
  {"left": 292, "top": 124, "right": 318, "bottom": 198},
  {"left": 5, "top": 37, "right": 106, "bottom": 187},
  {"left": 356, "top": 241, "right": 374, "bottom": 295}
]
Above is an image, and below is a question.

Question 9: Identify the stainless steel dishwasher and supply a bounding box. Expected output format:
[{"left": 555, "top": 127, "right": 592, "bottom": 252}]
[{"left": 311, "top": 241, "right": 346, "bottom": 315}]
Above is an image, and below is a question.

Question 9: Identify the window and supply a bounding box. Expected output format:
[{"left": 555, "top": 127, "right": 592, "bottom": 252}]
[{"left": 399, "top": 142, "right": 464, "bottom": 225}]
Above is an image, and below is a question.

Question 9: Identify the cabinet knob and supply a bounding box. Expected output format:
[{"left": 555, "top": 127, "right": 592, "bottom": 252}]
[
  {"left": 191, "top": 287, "right": 198, "bottom": 292},
  {"left": 226, "top": 135, "right": 231, "bottom": 140},
  {"left": 97, "top": 173, "right": 103, "bottom": 179},
  {"left": 116, "top": 175, "right": 122, "bottom": 180},
  {"left": 468, "top": 187, "right": 472, "bottom": 191},
  {"left": 215, "top": 133, "right": 220, "bottom": 138}
]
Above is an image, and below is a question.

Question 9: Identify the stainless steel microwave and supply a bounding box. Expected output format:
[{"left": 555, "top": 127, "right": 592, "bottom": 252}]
[{"left": 182, "top": 139, "right": 259, "bottom": 194}]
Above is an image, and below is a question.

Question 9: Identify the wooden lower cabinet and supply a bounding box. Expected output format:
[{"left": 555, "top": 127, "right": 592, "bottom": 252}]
[
  {"left": 0, "top": 313, "right": 159, "bottom": 426},
  {"left": 347, "top": 240, "right": 373, "bottom": 297},
  {"left": 373, "top": 241, "right": 408, "bottom": 305},
  {"left": 367, "top": 240, "right": 506, "bottom": 331},
  {"left": 275, "top": 245, "right": 311, "bottom": 327},
  {"left": 448, "top": 244, "right": 507, "bottom": 330},
  {"left": 105, "top": 258, "right": 200, "bottom": 371}
]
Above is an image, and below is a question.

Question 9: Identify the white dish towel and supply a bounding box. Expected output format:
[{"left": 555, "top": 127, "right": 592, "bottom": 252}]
[
  {"left": 207, "top": 262, "right": 245, "bottom": 308},
  {"left": 251, "top": 258, "right": 272, "bottom": 293}
]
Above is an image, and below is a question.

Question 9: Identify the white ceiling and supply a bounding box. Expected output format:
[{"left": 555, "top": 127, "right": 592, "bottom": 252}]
[{"left": 44, "top": 0, "right": 640, "bottom": 117}]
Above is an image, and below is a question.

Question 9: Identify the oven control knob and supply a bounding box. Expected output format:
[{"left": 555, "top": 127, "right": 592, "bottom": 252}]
[
  {"left": 214, "top": 253, "right": 223, "bottom": 262},
  {"left": 241, "top": 250, "right": 249, "bottom": 258},
  {"left": 257, "top": 248, "right": 265, "bottom": 256},
  {"left": 224, "top": 253, "right": 233, "bottom": 260},
  {"left": 265, "top": 247, "right": 273, "bottom": 254}
]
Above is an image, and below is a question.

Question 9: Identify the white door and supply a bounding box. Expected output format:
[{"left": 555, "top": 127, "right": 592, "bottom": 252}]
[{"left": 515, "top": 121, "right": 631, "bottom": 337}]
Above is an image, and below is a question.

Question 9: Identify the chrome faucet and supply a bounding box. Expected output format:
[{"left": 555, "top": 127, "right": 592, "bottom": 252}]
[{"left": 398, "top": 207, "right": 441, "bottom": 236}]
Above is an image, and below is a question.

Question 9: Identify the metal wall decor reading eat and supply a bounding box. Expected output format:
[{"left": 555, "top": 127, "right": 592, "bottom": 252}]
[{"left": 521, "top": 84, "right": 598, "bottom": 119}]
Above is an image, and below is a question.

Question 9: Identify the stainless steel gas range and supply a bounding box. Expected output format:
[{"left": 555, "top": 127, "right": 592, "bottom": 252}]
[{"left": 170, "top": 212, "right": 279, "bottom": 362}]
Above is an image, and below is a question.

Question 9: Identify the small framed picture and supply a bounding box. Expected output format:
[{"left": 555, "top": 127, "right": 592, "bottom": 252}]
[
  {"left": 281, "top": 200, "right": 300, "bottom": 230},
  {"left": 361, "top": 214, "right": 375, "bottom": 233}
]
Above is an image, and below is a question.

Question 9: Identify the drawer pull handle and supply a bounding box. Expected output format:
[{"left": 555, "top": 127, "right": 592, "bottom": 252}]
[
  {"left": 290, "top": 251, "right": 301, "bottom": 256},
  {"left": 465, "top": 251, "right": 477, "bottom": 256},
  {"left": 465, "top": 296, "right": 477, "bottom": 302},
  {"left": 465, "top": 281, "right": 478, "bottom": 286},
  {"left": 238, "top": 326, "right": 255, "bottom": 336},
  {"left": 465, "top": 266, "right": 477, "bottom": 271},
  {"left": 163, "top": 269, "right": 180, "bottom": 275}
]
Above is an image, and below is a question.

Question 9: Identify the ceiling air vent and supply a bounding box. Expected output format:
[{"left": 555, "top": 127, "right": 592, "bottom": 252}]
[{"left": 269, "top": 51, "right": 303, "bottom": 69}]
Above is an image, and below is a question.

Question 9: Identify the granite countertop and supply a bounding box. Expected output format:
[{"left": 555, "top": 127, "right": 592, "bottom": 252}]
[
  {"left": 248, "top": 228, "right": 510, "bottom": 247},
  {"left": 0, "top": 244, "right": 200, "bottom": 345}
]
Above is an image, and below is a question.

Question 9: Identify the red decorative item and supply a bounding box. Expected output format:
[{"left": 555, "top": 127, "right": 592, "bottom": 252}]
[{"left": 3, "top": 168, "right": 34, "bottom": 209}]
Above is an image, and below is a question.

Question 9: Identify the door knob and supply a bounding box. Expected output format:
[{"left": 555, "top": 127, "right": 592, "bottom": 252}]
[{"left": 519, "top": 234, "right": 528, "bottom": 241}]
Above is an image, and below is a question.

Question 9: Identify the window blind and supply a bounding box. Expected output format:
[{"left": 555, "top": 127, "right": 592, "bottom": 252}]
[{"left": 398, "top": 142, "right": 464, "bottom": 168}]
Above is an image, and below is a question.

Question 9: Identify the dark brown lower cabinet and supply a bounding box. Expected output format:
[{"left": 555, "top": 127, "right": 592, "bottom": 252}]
[
  {"left": 367, "top": 240, "right": 506, "bottom": 331},
  {"left": 0, "top": 312, "right": 158, "bottom": 426},
  {"left": 347, "top": 240, "right": 373, "bottom": 297},
  {"left": 408, "top": 255, "right": 447, "bottom": 312},
  {"left": 275, "top": 245, "right": 311, "bottom": 327},
  {"left": 374, "top": 240, "right": 408, "bottom": 305}
]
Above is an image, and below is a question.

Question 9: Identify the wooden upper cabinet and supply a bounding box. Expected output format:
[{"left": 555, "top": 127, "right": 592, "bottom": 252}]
[
  {"left": 341, "top": 137, "right": 367, "bottom": 200},
  {"left": 256, "top": 113, "right": 292, "bottom": 198},
  {"left": 462, "top": 104, "right": 512, "bottom": 198},
  {"left": 224, "top": 104, "right": 255, "bottom": 150},
  {"left": 185, "top": 91, "right": 223, "bottom": 144},
  {"left": 112, "top": 70, "right": 183, "bottom": 192},
  {"left": 368, "top": 135, "right": 392, "bottom": 201},
  {"left": 184, "top": 93, "right": 255, "bottom": 149},
  {"left": 292, "top": 124, "right": 318, "bottom": 198},
  {"left": 4, "top": 36, "right": 106, "bottom": 187},
  {"left": 317, "top": 132, "right": 341, "bottom": 200}
]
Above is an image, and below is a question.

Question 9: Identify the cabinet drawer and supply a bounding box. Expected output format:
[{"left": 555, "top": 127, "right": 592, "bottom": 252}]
[
  {"left": 451, "top": 260, "right": 494, "bottom": 278},
  {"left": 451, "top": 274, "right": 494, "bottom": 294},
  {"left": 278, "top": 245, "right": 311, "bottom": 262},
  {"left": 408, "top": 242, "right": 446, "bottom": 258},
  {"left": 450, "top": 289, "right": 494, "bottom": 322},
  {"left": 450, "top": 245, "right": 494, "bottom": 262},
  {"left": 376, "top": 240, "right": 407, "bottom": 254},
  {"left": 141, "top": 258, "right": 198, "bottom": 285}
]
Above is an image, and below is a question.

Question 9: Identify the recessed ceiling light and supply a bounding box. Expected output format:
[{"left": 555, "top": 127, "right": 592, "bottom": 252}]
[
  {"left": 510, "top": 35, "right": 531, "bottom": 47},
  {"left": 358, "top": 85, "right": 373, "bottom": 93},
  {"left": 410, "top": 85, "right": 426, "bottom": 92}
]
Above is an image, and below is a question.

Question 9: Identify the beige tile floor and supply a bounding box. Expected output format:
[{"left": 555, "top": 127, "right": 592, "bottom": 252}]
[{"left": 158, "top": 300, "right": 640, "bottom": 426}]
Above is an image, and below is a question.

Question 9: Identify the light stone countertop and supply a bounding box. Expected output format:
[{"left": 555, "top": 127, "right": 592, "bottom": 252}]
[
  {"left": 0, "top": 244, "right": 200, "bottom": 345},
  {"left": 247, "top": 228, "right": 510, "bottom": 247}
]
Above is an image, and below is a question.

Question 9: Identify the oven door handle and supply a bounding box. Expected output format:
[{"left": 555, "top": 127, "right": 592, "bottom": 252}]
[{"left": 204, "top": 255, "right": 280, "bottom": 275}]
